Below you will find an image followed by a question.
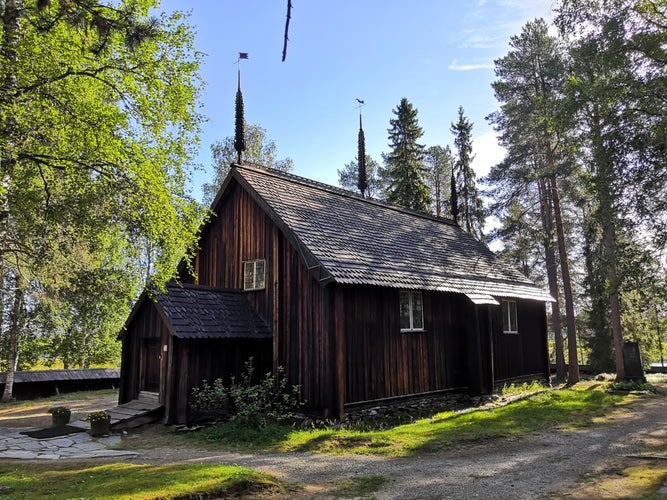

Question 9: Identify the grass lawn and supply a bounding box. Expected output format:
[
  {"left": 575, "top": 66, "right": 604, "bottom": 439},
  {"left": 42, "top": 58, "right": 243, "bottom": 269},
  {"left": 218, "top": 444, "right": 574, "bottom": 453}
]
[
  {"left": 1, "top": 380, "right": 661, "bottom": 498},
  {"left": 0, "top": 462, "right": 284, "bottom": 500},
  {"left": 191, "top": 381, "right": 632, "bottom": 456}
]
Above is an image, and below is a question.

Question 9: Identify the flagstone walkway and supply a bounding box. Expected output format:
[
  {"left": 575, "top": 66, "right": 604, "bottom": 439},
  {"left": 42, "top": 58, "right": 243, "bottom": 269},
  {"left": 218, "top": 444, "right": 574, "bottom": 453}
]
[{"left": 0, "top": 426, "right": 139, "bottom": 460}]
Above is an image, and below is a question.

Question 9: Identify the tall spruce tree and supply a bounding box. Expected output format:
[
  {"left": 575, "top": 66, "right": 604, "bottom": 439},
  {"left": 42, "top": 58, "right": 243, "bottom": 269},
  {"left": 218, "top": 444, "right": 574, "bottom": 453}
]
[
  {"left": 383, "top": 98, "right": 431, "bottom": 212},
  {"left": 450, "top": 107, "right": 485, "bottom": 240}
]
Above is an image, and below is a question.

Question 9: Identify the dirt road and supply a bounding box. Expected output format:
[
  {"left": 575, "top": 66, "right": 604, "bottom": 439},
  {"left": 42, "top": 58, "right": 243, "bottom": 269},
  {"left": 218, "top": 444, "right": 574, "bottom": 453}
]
[{"left": 130, "top": 386, "right": 667, "bottom": 499}]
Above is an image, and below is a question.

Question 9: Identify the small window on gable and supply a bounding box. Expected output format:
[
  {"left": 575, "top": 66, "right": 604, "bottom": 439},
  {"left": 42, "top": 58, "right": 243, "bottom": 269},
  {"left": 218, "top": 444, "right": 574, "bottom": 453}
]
[
  {"left": 502, "top": 300, "right": 518, "bottom": 334},
  {"left": 243, "top": 259, "right": 266, "bottom": 291},
  {"left": 400, "top": 290, "right": 424, "bottom": 332}
]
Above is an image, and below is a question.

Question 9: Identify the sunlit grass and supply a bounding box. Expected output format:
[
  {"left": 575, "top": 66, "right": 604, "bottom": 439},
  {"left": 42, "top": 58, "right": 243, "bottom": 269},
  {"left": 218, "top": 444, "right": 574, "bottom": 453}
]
[
  {"left": 191, "top": 384, "right": 629, "bottom": 457},
  {"left": 500, "top": 380, "right": 549, "bottom": 396},
  {"left": 0, "top": 462, "right": 283, "bottom": 500},
  {"left": 571, "top": 463, "right": 667, "bottom": 499}
]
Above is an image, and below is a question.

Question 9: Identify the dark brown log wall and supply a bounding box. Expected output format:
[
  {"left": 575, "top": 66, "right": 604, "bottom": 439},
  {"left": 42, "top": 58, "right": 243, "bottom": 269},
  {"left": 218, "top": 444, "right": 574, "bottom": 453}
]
[
  {"left": 492, "top": 300, "right": 549, "bottom": 384},
  {"left": 185, "top": 182, "right": 336, "bottom": 413},
  {"left": 167, "top": 338, "right": 273, "bottom": 424},
  {"left": 119, "top": 300, "right": 170, "bottom": 404},
  {"left": 338, "top": 285, "right": 469, "bottom": 404},
  {"left": 174, "top": 179, "right": 550, "bottom": 415}
]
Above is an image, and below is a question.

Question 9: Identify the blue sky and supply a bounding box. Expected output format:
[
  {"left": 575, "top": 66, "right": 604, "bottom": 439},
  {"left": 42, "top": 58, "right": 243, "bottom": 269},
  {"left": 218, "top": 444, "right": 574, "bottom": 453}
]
[{"left": 158, "top": 0, "right": 554, "bottom": 201}]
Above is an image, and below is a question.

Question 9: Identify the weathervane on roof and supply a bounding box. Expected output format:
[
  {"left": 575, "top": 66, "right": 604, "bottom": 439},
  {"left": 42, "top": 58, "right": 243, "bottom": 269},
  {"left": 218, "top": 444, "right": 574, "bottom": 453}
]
[
  {"left": 234, "top": 53, "right": 248, "bottom": 164},
  {"left": 356, "top": 99, "right": 368, "bottom": 197}
]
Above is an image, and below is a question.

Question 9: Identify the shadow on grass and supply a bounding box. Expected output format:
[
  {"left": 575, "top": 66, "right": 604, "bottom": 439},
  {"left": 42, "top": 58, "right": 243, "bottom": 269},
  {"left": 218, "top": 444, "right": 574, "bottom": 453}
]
[
  {"left": 191, "top": 420, "right": 297, "bottom": 451},
  {"left": 185, "top": 386, "right": 637, "bottom": 458},
  {"left": 395, "top": 388, "right": 626, "bottom": 455},
  {"left": 282, "top": 387, "right": 628, "bottom": 457}
]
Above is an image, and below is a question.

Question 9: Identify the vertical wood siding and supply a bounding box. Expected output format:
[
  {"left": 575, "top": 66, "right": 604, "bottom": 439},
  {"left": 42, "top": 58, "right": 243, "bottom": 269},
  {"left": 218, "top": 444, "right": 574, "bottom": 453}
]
[
  {"left": 168, "top": 338, "right": 272, "bottom": 423},
  {"left": 185, "top": 182, "right": 335, "bottom": 413},
  {"left": 492, "top": 300, "right": 549, "bottom": 383},
  {"left": 339, "top": 285, "right": 469, "bottom": 403},
  {"left": 119, "top": 301, "right": 170, "bottom": 404},
  {"left": 126, "top": 178, "right": 550, "bottom": 421}
]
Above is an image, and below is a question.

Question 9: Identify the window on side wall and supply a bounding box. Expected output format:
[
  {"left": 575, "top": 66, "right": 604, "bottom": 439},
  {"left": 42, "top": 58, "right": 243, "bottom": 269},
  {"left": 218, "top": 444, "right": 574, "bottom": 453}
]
[
  {"left": 400, "top": 290, "right": 424, "bottom": 332},
  {"left": 243, "top": 259, "right": 266, "bottom": 291},
  {"left": 502, "top": 300, "right": 518, "bottom": 334}
]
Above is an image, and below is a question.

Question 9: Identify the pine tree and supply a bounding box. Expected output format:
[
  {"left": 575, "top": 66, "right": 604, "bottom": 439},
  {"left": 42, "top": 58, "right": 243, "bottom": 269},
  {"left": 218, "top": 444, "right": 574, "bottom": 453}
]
[
  {"left": 337, "top": 155, "right": 385, "bottom": 199},
  {"left": 450, "top": 107, "right": 485, "bottom": 240},
  {"left": 486, "top": 19, "right": 577, "bottom": 382},
  {"left": 424, "top": 145, "right": 454, "bottom": 218},
  {"left": 556, "top": 0, "right": 667, "bottom": 379},
  {"left": 383, "top": 98, "right": 431, "bottom": 212}
]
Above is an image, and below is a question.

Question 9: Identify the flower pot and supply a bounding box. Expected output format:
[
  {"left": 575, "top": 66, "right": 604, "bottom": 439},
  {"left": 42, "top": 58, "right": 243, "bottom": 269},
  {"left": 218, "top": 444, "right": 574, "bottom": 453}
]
[
  {"left": 88, "top": 418, "right": 111, "bottom": 437},
  {"left": 52, "top": 412, "right": 71, "bottom": 427}
]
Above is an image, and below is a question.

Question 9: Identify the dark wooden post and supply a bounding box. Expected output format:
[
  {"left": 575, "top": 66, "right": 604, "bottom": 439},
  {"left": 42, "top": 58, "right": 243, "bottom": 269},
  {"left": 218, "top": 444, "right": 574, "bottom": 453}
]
[
  {"left": 332, "top": 286, "right": 346, "bottom": 419},
  {"left": 467, "top": 304, "right": 493, "bottom": 395}
]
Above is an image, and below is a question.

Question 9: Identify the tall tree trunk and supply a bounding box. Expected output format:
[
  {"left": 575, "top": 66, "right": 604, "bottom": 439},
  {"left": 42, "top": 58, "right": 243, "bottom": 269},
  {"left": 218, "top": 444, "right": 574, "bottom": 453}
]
[
  {"left": 539, "top": 179, "right": 566, "bottom": 382},
  {"left": 1, "top": 274, "right": 24, "bottom": 402},
  {"left": 549, "top": 175, "right": 580, "bottom": 384},
  {"left": 1, "top": 0, "right": 23, "bottom": 401},
  {"left": 591, "top": 111, "right": 625, "bottom": 379},
  {"left": 542, "top": 129, "right": 579, "bottom": 384},
  {"left": 604, "top": 219, "right": 625, "bottom": 380}
]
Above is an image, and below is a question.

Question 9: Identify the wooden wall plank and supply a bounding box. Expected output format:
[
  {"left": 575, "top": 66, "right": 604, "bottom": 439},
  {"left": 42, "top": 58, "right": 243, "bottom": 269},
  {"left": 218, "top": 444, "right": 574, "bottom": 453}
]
[{"left": 342, "top": 286, "right": 468, "bottom": 403}]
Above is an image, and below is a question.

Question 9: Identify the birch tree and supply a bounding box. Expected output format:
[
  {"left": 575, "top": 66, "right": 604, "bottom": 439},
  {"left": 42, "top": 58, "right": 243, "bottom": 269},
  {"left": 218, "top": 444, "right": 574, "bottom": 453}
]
[{"left": 0, "top": 0, "right": 203, "bottom": 399}]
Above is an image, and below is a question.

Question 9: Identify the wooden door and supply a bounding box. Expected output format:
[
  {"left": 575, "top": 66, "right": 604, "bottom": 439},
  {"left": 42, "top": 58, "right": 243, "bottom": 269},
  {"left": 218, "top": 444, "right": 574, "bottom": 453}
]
[{"left": 142, "top": 338, "right": 161, "bottom": 393}]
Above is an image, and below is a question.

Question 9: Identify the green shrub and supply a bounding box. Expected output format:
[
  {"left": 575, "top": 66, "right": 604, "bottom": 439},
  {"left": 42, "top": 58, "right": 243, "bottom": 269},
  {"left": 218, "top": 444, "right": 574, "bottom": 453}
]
[
  {"left": 190, "top": 378, "right": 232, "bottom": 421},
  {"left": 608, "top": 379, "right": 657, "bottom": 393},
  {"left": 190, "top": 358, "right": 302, "bottom": 428}
]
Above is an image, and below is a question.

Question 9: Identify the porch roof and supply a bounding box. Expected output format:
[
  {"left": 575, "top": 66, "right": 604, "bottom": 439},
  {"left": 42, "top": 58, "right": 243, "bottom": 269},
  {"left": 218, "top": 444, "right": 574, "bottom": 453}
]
[{"left": 155, "top": 283, "right": 272, "bottom": 340}]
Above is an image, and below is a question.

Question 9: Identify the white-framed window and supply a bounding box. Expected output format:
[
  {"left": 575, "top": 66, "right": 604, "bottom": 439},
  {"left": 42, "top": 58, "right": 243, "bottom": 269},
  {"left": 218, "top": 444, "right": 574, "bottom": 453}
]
[
  {"left": 243, "top": 259, "right": 266, "bottom": 290},
  {"left": 502, "top": 300, "right": 518, "bottom": 334},
  {"left": 400, "top": 290, "right": 424, "bottom": 332}
]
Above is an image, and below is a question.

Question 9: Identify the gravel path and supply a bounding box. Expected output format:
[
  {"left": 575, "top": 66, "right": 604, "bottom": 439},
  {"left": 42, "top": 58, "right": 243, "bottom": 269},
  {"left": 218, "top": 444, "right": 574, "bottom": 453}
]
[{"left": 129, "top": 387, "right": 667, "bottom": 499}]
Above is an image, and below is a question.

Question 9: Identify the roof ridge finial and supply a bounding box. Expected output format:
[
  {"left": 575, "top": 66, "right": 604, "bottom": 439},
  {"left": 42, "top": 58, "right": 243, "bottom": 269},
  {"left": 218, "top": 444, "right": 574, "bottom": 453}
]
[
  {"left": 234, "top": 53, "right": 248, "bottom": 165},
  {"left": 356, "top": 98, "right": 367, "bottom": 197}
]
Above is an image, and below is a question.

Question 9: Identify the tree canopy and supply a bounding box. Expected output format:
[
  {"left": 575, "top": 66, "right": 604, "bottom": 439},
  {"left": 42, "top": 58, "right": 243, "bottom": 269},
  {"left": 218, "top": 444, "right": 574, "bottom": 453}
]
[
  {"left": 203, "top": 123, "right": 294, "bottom": 205},
  {"left": 0, "top": 0, "right": 204, "bottom": 394}
]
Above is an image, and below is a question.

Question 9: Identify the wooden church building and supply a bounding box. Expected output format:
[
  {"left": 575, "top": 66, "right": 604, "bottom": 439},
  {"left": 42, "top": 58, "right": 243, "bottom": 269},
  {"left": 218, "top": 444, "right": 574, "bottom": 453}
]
[{"left": 119, "top": 163, "right": 553, "bottom": 424}]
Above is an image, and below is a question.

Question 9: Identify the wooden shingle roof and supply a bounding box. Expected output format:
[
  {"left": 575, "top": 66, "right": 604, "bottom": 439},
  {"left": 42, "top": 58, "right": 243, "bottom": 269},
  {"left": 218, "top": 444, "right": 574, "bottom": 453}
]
[
  {"left": 228, "top": 164, "right": 552, "bottom": 303},
  {"left": 154, "top": 283, "right": 272, "bottom": 339},
  {"left": 0, "top": 368, "right": 120, "bottom": 384}
]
